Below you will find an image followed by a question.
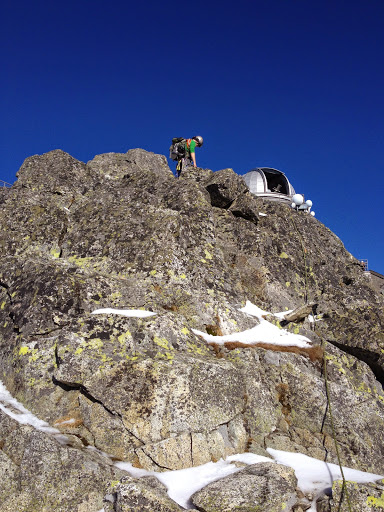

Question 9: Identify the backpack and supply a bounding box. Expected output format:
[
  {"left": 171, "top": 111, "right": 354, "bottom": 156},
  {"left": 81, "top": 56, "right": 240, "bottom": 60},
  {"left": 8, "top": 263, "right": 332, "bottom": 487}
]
[{"left": 169, "top": 137, "right": 186, "bottom": 161}]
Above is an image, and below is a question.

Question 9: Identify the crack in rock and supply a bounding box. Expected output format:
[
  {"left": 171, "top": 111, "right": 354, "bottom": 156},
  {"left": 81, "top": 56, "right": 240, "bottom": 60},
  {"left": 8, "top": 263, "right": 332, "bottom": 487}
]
[
  {"left": 52, "top": 376, "right": 117, "bottom": 416},
  {"left": 138, "top": 446, "right": 173, "bottom": 471},
  {"left": 190, "top": 432, "right": 194, "bottom": 466},
  {"left": 52, "top": 376, "right": 145, "bottom": 447},
  {"left": 31, "top": 323, "right": 70, "bottom": 337}
]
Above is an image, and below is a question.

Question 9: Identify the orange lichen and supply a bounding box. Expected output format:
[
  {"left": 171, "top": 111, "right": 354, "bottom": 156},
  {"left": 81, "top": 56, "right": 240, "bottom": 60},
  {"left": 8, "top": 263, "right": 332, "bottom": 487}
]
[
  {"left": 205, "top": 315, "right": 224, "bottom": 337},
  {"left": 208, "top": 341, "right": 324, "bottom": 363},
  {"left": 132, "top": 456, "right": 144, "bottom": 469}
]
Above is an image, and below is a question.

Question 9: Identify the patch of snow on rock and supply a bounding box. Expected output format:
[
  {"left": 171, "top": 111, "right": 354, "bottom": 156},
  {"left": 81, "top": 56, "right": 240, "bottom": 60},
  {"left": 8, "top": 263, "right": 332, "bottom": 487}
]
[
  {"left": 0, "top": 380, "right": 68, "bottom": 444},
  {"left": 192, "top": 300, "right": 311, "bottom": 348},
  {"left": 117, "top": 450, "right": 383, "bottom": 511},
  {"left": 268, "top": 448, "right": 384, "bottom": 511}
]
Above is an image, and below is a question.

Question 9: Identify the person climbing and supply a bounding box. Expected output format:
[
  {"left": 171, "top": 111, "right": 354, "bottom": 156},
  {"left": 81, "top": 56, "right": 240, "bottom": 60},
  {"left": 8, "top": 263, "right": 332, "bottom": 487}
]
[{"left": 174, "top": 135, "right": 204, "bottom": 177}]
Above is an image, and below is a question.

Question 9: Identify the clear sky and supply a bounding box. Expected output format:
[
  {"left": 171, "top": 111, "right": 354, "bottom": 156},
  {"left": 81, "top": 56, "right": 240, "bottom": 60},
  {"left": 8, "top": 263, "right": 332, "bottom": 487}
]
[{"left": 2, "top": 0, "right": 383, "bottom": 274}]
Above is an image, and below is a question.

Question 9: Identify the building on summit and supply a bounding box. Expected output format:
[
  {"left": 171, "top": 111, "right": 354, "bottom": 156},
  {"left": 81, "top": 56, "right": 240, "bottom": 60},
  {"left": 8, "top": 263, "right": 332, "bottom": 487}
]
[{"left": 243, "top": 167, "right": 295, "bottom": 204}]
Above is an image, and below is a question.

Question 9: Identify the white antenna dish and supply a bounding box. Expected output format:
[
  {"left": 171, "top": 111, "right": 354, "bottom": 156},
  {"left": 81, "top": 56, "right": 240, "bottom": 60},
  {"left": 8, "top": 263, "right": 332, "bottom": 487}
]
[{"left": 292, "top": 194, "right": 304, "bottom": 206}]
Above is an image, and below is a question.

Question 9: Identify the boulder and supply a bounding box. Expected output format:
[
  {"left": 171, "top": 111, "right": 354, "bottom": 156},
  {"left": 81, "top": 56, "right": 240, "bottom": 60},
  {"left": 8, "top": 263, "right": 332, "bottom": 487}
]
[
  {"left": 179, "top": 165, "right": 214, "bottom": 182},
  {"left": 205, "top": 168, "right": 248, "bottom": 208},
  {"left": 103, "top": 476, "right": 187, "bottom": 512},
  {"left": 87, "top": 148, "right": 172, "bottom": 178},
  {"left": 191, "top": 462, "right": 298, "bottom": 511},
  {"left": 228, "top": 191, "right": 260, "bottom": 224},
  {"left": 15, "top": 149, "right": 89, "bottom": 195}
]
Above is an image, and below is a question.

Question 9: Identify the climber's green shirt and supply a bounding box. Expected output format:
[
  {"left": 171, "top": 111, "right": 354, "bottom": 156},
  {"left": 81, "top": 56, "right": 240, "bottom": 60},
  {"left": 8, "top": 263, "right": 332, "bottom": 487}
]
[{"left": 185, "top": 139, "right": 196, "bottom": 155}]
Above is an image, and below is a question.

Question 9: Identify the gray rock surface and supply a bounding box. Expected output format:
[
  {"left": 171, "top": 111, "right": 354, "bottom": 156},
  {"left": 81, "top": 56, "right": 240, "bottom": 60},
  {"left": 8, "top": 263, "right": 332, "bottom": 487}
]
[
  {"left": 331, "top": 479, "right": 384, "bottom": 511},
  {"left": 191, "top": 462, "right": 298, "bottom": 511},
  {"left": 205, "top": 167, "right": 248, "bottom": 208},
  {"left": 103, "top": 476, "right": 186, "bottom": 512},
  {"left": 0, "top": 410, "right": 125, "bottom": 512},
  {"left": 0, "top": 148, "right": 383, "bottom": 510}
]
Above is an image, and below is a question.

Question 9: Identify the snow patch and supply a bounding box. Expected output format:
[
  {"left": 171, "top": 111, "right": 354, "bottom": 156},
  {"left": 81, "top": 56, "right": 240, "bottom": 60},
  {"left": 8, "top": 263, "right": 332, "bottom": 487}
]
[
  {"left": 239, "top": 301, "right": 269, "bottom": 317},
  {"left": 240, "top": 300, "right": 292, "bottom": 320},
  {"left": 116, "top": 453, "right": 274, "bottom": 508},
  {"left": 54, "top": 418, "right": 77, "bottom": 426},
  {"left": 268, "top": 448, "right": 383, "bottom": 511},
  {"left": 308, "top": 314, "right": 323, "bottom": 323},
  {"left": 116, "top": 450, "right": 383, "bottom": 511},
  {"left": 115, "top": 459, "right": 244, "bottom": 509},
  {"left": 0, "top": 381, "right": 68, "bottom": 444},
  {"left": 193, "top": 300, "right": 311, "bottom": 348}
]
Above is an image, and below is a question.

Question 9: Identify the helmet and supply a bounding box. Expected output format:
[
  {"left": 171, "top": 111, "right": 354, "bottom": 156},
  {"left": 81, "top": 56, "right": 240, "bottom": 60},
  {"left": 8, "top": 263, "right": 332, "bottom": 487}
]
[{"left": 193, "top": 135, "right": 204, "bottom": 147}]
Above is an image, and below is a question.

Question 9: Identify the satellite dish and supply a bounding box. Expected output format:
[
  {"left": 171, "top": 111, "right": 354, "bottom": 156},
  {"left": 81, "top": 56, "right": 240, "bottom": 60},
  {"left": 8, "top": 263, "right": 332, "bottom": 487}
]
[
  {"left": 310, "top": 211, "right": 316, "bottom": 217},
  {"left": 292, "top": 194, "right": 304, "bottom": 206},
  {"left": 305, "top": 200, "right": 313, "bottom": 207}
]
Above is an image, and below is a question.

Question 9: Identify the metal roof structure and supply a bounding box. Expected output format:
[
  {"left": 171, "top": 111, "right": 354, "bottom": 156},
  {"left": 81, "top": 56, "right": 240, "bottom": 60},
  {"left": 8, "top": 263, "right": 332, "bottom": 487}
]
[{"left": 243, "top": 167, "right": 295, "bottom": 204}]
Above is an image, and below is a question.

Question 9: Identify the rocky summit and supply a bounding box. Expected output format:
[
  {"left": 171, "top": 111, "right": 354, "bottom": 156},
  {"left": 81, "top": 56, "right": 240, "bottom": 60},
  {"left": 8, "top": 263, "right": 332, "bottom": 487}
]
[{"left": 0, "top": 148, "right": 383, "bottom": 512}]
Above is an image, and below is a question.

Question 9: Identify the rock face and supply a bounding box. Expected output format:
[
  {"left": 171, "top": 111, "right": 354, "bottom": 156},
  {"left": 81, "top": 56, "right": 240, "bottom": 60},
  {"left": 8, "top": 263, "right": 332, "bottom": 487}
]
[{"left": 0, "top": 148, "right": 383, "bottom": 511}]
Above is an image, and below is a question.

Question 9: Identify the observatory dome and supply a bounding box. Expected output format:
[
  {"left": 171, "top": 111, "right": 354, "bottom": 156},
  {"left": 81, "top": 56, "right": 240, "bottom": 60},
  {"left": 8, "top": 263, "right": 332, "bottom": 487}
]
[{"left": 243, "top": 167, "right": 296, "bottom": 204}]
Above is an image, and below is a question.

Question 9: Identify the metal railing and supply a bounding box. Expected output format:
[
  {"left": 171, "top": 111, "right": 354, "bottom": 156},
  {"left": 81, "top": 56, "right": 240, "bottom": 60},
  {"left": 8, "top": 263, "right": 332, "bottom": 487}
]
[{"left": 0, "top": 180, "right": 12, "bottom": 188}]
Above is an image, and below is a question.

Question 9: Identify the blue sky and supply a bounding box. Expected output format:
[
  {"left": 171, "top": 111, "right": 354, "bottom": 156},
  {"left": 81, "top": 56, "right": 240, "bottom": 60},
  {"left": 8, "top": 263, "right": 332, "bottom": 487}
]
[{"left": 2, "top": 0, "right": 383, "bottom": 274}]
